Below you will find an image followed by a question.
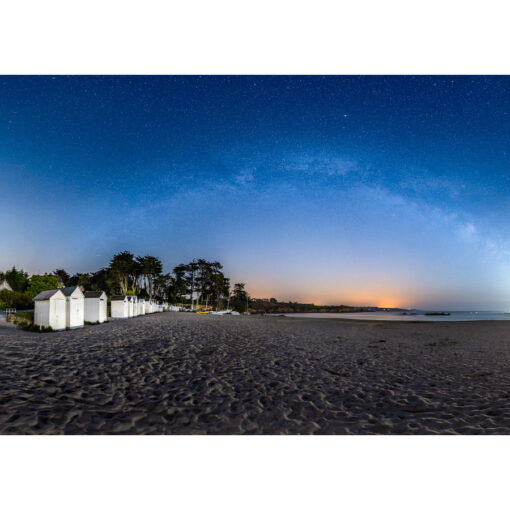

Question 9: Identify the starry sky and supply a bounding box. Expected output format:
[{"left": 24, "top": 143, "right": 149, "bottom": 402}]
[{"left": 2, "top": 76, "right": 510, "bottom": 310}]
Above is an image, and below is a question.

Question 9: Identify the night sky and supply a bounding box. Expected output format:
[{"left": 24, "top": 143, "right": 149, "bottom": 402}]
[{"left": 2, "top": 76, "right": 510, "bottom": 309}]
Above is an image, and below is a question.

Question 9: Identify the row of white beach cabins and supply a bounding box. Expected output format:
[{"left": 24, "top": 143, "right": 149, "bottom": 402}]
[{"left": 33, "top": 286, "right": 172, "bottom": 331}]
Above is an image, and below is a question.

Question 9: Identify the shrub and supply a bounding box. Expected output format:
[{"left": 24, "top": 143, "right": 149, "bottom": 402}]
[
  {"left": 20, "top": 324, "right": 54, "bottom": 333},
  {"left": 25, "top": 275, "right": 60, "bottom": 299},
  {"left": 8, "top": 311, "right": 34, "bottom": 328},
  {"left": 0, "top": 290, "right": 33, "bottom": 309},
  {"left": 15, "top": 311, "right": 34, "bottom": 322}
]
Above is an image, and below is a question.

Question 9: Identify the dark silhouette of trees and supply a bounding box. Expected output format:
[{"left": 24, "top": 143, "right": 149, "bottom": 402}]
[
  {"left": 173, "top": 259, "right": 200, "bottom": 307},
  {"left": 53, "top": 269, "right": 71, "bottom": 287},
  {"left": 1, "top": 252, "right": 250, "bottom": 310},
  {"left": 68, "top": 273, "right": 91, "bottom": 288},
  {"left": 138, "top": 255, "right": 163, "bottom": 299},
  {"left": 108, "top": 251, "right": 136, "bottom": 294},
  {"left": 172, "top": 259, "right": 229, "bottom": 308},
  {"left": 230, "top": 282, "right": 249, "bottom": 312}
]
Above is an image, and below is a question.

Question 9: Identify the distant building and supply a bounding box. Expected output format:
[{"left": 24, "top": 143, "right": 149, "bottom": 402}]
[
  {"left": 138, "top": 298, "right": 146, "bottom": 315},
  {"left": 33, "top": 289, "right": 66, "bottom": 331},
  {"left": 61, "top": 286, "right": 85, "bottom": 329},
  {"left": 0, "top": 280, "right": 12, "bottom": 291},
  {"left": 84, "top": 291, "right": 108, "bottom": 323}
]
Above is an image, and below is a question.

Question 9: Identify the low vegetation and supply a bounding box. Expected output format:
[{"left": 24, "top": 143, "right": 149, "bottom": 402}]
[
  {"left": 6, "top": 310, "right": 36, "bottom": 330},
  {"left": 248, "top": 299, "right": 369, "bottom": 314}
]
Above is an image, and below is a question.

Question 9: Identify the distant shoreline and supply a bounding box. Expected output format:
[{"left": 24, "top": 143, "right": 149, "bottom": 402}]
[{"left": 266, "top": 311, "right": 510, "bottom": 322}]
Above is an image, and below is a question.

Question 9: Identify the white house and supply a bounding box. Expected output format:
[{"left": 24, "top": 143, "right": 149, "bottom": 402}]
[
  {"left": 84, "top": 291, "right": 107, "bottom": 323},
  {"left": 0, "top": 280, "right": 12, "bottom": 291},
  {"left": 33, "top": 289, "right": 66, "bottom": 331},
  {"left": 145, "top": 299, "right": 154, "bottom": 314},
  {"left": 111, "top": 295, "right": 129, "bottom": 318},
  {"left": 138, "top": 298, "right": 146, "bottom": 315},
  {"left": 61, "top": 286, "right": 85, "bottom": 329}
]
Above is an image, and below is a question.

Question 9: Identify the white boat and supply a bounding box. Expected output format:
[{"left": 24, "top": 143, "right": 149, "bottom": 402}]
[
  {"left": 210, "top": 309, "right": 232, "bottom": 315},
  {"left": 229, "top": 311, "right": 240, "bottom": 316}
]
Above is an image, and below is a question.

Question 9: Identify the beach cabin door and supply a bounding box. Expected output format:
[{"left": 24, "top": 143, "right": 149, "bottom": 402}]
[
  {"left": 72, "top": 297, "right": 79, "bottom": 319},
  {"left": 51, "top": 299, "right": 60, "bottom": 328}
]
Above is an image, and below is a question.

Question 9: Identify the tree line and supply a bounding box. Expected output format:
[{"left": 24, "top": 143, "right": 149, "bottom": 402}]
[
  {"left": 248, "top": 298, "right": 367, "bottom": 314},
  {"left": 1, "top": 252, "right": 250, "bottom": 312}
]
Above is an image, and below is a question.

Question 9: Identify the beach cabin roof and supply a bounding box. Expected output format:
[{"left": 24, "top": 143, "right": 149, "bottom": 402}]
[
  {"left": 61, "top": 286, "right": 83, "bottom": 297},
  {"left": 84, "top": 291, "right": 106, "bottom": 298},
  {"left": 33, "top": 289, "right": 64, "bottom": 301},
  {"left": 111, "top": 295, "right": 128, "bottom": 301}
]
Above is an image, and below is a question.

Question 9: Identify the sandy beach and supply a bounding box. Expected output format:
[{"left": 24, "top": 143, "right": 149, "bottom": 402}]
[{"left": 1, "top": 312, "right": 510, "bottom": 434}]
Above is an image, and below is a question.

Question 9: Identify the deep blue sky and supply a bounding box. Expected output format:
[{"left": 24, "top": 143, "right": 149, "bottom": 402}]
[{"left": 2, "top": 76, "right": 510, "bottom": 309}]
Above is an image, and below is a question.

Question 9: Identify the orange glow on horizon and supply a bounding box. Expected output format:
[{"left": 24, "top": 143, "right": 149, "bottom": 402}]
[{"left": 247, "top": 279, "right": 410, "bottom": 308}]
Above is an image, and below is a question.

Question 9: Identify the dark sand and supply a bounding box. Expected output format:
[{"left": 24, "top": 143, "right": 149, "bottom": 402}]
[{"left": 1, "top": 312, "right": 510, "bottom": 434}]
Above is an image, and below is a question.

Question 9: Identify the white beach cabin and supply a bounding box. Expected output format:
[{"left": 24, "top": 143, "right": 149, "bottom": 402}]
[
  {"left": 145, "top": 299, "right": 154, "bottom": 314},
  {"left": 138, "top": 298, "right": 146, "bottom": 315},
  {"left": 111, "top": 295, "right": 129, "bottom": 318},
  {"left": 0, "top": 279, "right": 12, "bottom": 291},
  {"left": 61, "top": 286, "right": 85, "bottom": 329},
  {"left": 127, "top": 295, "right": 138, "bottom": 317},
  {"left": 33, "top": 289, "right": 66, "bottom": 331},
  {"left": 84, "top": 291, "right": 107, "bottom": 323}
]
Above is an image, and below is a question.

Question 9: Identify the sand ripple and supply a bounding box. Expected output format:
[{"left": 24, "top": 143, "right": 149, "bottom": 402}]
[{"left": 1, "top": 314, "right": 510, "bottom": 434}]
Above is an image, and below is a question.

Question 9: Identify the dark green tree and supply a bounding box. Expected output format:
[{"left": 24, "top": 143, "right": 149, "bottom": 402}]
[
  {"left": 196, "top": 260, "right": 229, "bottom": 308},
  {"left": 53, "top": 269, "right": 71, "bottom": 287},
  {"left": 2, "top": 267, "right": 29, "bottom": 292},
  {"left": 230, "top": 282, "right": 249, "bottom": 312},
  {"left": 68, "top": 273, "right": 91, "bottom": 288},
  {"left": 153, "top": 273, "right": 173, "bottom": 300},
  {"left": 173, "top": 259, "right": 200, "bottom": 307},
  {"left": 109, "top": 251, "right": 136, "bottom": 294},
  {"left": 138, "top": 255, "right": 163, "bottom": 299},
  {"left": 0, "top": 289, "right": 33, "bottom": 309},
  {"left": 89, "top": 268, "right": 110, "bottom": 292}
]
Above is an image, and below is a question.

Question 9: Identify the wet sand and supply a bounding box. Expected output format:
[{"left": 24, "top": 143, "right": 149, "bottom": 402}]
[{"left": 1, "top": 312, "right": 510, "bottom": 434}]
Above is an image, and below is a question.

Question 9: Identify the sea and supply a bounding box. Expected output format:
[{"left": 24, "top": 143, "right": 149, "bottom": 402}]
[{"left": 272, "top": 311, "right": 510, "bottom": 322}]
